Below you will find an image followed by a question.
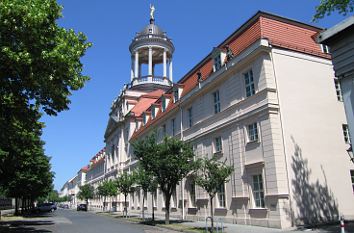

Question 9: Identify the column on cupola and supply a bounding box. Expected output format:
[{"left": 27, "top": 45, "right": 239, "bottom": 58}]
[
  {"left": 130, "top": 55, "right": 134, "bottom": 81},
  {"left": 148, "top": 47, "right": 153, "bottom": 76},
  {"left": 163, "top": 49, "right": 167, "bottom": 78},
  {"left": 169, "top": 57, "right": 173, "bottom": 82},
  {"left": 134, "top": 50, "right": 139, "bottom": 78}
]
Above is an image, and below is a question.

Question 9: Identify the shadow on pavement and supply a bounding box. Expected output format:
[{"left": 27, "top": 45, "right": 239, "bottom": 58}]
[{"left": 0, "top": 220, "right": 54, "bottom": 233}]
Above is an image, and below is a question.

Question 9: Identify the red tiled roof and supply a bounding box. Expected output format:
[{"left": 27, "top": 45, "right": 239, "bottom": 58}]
[
  {"left": 130, "top": 89, "right": 165, "bottom": 117},
  {"left": 80, "top": 165, "right": 89, "bottom": 172},
  {"left": 130, "top": 11, "right": 330, "bottom": 141}
]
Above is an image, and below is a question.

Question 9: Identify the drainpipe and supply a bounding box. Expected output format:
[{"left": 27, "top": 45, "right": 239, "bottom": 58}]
[{"left": 180, "top": 104, "right": 185, "bottom": 220}]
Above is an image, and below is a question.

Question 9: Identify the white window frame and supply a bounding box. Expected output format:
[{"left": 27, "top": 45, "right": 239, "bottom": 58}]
[
  {"left": 162, "top": 98, "right": 166, "bottom": 112},
  {"left": 320, "top": 44, "right": 330, "bottom": 54},
  {"left": 350, "top": 170, "right": 354, "bottom": 193},
  {"left": 213, "top": 90, "right": 221, "bottom": 114},
  {"left": 213, "top": 54, "right": 222, "bottom": 72},
  {"left": 244, "top": 69, "right": 255, "bottom": 97},
  {"left": 343, "top": 124, "right": 351, "bottom": 144},
  {"left": 214, "top": 136, "right": 223, "bottom": 154},
  {"left": 334, "top": 79, "right": 343, "bottom": 101},
  {"left": 252, "top": 174, "right": 265, "bottom": 208},
  {"left": 217, "top": 183, "right": 226, "bottom": 208},
  {"left": 174, "top": 89, "right": 179, "bottom": 103},
  {"left": 247, "top": 122, "right": 259, "bottom": 143},
  {"left": 189, "top": 181, "right": 196, "bottom": 207},
  {"left": 151, "top": 107, "right": 155, "bottom": 119}
]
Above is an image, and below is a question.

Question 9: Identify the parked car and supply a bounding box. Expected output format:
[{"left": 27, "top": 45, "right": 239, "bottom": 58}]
[
  {"left": 77, "top": 203, "right": 87, "bottom": 211},
  {"left": 35, "top": 202, "right": 57, "bottom": 212}
]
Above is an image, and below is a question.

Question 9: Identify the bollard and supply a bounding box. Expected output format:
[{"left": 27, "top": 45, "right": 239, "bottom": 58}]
[{"left": 340, "top": 216, "right": 345, "bottom": 233}]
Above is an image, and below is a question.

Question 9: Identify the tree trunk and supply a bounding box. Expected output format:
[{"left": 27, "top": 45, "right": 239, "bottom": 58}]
[
  {"left": 164, "top": 193, "right": 171, "bottom": 225},
  {"left": 151, "top": 191, "right": 155, "bottom": 223},
  {"left": 210, "top": 195, "right": 214, "bottom": 233},
  {"left": 142, "top": 191, "right": 145, "bottom": 220},
  {"left": 124, "top": 194, "right": 127, "bottom": 218},
  {"left": 86, "top": 199, "right": 89, "bottom": 211},
  {"left": 103, "top": 196, "right": 106, "bottom": 212}
]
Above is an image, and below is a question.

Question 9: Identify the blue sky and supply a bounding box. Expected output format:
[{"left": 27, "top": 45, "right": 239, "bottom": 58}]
[{"left": 44, "top": 0, "right": 349, "bottom": 190}]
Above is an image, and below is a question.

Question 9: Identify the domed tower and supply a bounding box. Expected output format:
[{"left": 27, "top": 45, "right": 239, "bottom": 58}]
[{"left": 129, "top": 5, "right": 174, "bottom": 91}]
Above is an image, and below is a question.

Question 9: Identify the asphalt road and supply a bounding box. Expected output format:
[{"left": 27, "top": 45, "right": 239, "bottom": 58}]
[{"left": 0, "top": 209, "right": 148, "bottom": 233}]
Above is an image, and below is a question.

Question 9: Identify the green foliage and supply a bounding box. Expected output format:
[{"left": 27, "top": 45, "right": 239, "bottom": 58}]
[
  {"left": 314, "top": 0, "right": 354, "bottom": 20},
  {"left": 97, "top": 180, "right": 117, "bottom": 198},
  {"left": 195, "top": 156, "right": 233, "bottom": 199},
  {"left": 77, "top": 184, "right": 94, "bottom": 203},
  {"left": 132, "top": 133, "right": 196, "bottom": 224},
  {"left": 115, "top": 172, "right": 136, "bottom": 217},
  {"left": 135, "top": 166, "right": 158, "bottom": 194}
]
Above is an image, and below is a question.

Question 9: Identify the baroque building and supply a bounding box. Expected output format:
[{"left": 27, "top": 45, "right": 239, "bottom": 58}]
[{"left": 100, "top": 10, "right": 354, "bottom": 228}]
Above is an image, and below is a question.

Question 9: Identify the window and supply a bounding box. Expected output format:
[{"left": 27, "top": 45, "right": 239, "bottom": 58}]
[
  {"left": 217, "top": 183, "right": 226, "bottom": 208},
  {"left": 247, "top": 123, "right": 259, "bottom": 142},
  {"left": 334, "top": 79, "right": 343, "bottom": 101},
  {"left": 174, "top": 89, "right": 179, "bottom": 102},
  {"left": 162, "top": 124, "right": 166, "bottom": 136},
  {"left": 213, "top": 90, "right": 221, "bottom": 114},
  {"left": 162, "top": 98, "right": 166, "bottom": 112},
  {"left": 111, "top": 145, "right": 115, "bottom": 163},
  {"left": 252, "top": 174, "right": 265, "bottom": 208},
  {"left": 187, "top": 107, "right": 193, "bottom": 128},
  {"left": 343, "top": 124, "right": 351, "bottom": 144},
  {"left": 320, "top": 44, "right": 330, "bottom": 54},
  {"left": 214, "top": 136, "right": 223, "bottom": 153},
  {"left": 350, "top": 170, "right": 354, "bottom": 193},
  {"left": 171, "top": 188, "right": 177, "bottom": 208},
  {"left": 189, "top": 181, "right": 196, "bottom": 207},
  {"left": 171, "top": 118, "right": 176, "bottom": 136},
  {"left": 153, "top": 190, "right": 157, "bottom": 208},
  {"left": 244, "top": 69, "right": 255, "bottom": 97},
  {"left": 151, "top": 107, "right": 155, "bottom": 119},
  {"left": 143, "top": 113, "right": 147, "bottom": 125},
  {"left": 214, "top": 54, "right": 222, "bottom": 71}
]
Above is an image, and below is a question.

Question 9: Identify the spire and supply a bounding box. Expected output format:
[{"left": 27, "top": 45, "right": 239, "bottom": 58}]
[{"left": 149, "top": 4, "right": 155, "bottom": 24}]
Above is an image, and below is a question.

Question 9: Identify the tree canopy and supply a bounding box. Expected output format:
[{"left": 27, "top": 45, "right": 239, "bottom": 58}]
[
  {"left": 115, "top": 172, "right": 136, "bottom": 217},
  {"left": 77, "top": 184, "right": 94, "bottom": 204},
  {"left": 314, "top": 0, "right": 354, "bottom": 20},
  {"left": 132, "top": 133, "right": 196, "bottom": 224}
]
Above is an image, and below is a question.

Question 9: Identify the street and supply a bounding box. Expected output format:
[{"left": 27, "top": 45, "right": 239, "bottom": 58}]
[{"left": 0, "top": 209, "right": 161, "bottom": 233}]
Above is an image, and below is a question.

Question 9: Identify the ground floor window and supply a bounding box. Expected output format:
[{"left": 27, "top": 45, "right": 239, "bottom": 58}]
[
  {"left": 217, "top": 183, "right": 226, "bottom": 208},
  {"left": 190, "top": 181, "right": 196, "bottom": 207},
  {"left": 252, "top": 174, "right": 265, "bottom": 208}
]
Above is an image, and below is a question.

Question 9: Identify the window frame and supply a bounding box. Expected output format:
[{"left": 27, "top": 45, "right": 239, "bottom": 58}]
[
  {"left": 247, "top": 122, "right": 259, "bottom": 143},
  {"left": 217, "top": 183, "right": 226, "bottom": 208},
  {"left": 213, "top": 54, "right": 222, "bottom": 72},
  {"left": 187, "top": 107, "right": 193, "bottom": 128},
  {"left": 213, "top": 90, "right": 221, "bottom": 114},
  {"left": 171, "top": 118, "right": 176, "bottom": 136},
  {"left": 214, "top": 136, "right": 223, "bottom": 154},
  {"left": 189, "top": 180, "right": 196, "bottom": 208},
  {"left": 342, "top": 124, "right": 351, "bottom": 144},
  {"left": 161, "top": 98, "right": 166, "bottom": 112},
  {"left": 320, "top": 44, "right": 330, "bottom": 54},
  {"left": 174, "top": 89, "right": 179, "bottom": 103},
  {"left": 252, "top": 174, "right": 265, "bottom": 208},
  {"left": 244, "top": 69, "right": 255, "bottom": 97},
  {"left": 334, "top": 79, "right": 343, "bottom": 101},
  {"left": 350, "top": 170, "right": 354, "bottom": 193}
]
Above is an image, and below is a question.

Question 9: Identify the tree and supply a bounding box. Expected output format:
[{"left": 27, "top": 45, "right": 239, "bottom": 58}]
[
  {"left": 194, "top": 156, "right": 233, "bottom": 233},
  {"left": 135, "top": 166, "right": 158, "bottom": 221},
  {"left": 133, "top": 133, "right": 196, "bottom": 224},
  {"left": 115, "top": 172, "right": 136, "bottom": 218},
  {"left": 77, "top": 184, "right": 94, "bottom": 207},
  {"left": 313, "top": 0, "right": 354, "bottom": 20},
  {"left": 97, "top": 180, "right": 117, "bottom": 211}
]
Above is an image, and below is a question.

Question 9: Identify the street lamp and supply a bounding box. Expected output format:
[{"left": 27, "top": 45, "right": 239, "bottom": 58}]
[{"left": 346, "top": 144, "right": 354, "bottom": 164}]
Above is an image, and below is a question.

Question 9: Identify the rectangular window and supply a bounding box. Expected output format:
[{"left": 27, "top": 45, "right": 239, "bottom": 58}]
[
  {"left": 214, "top": 136, "right": 223, "bottom": 153},
  {"left": 187, "top": 107, "right": 193, "bottom": 128},
  {"left": 351, "top": 170, "right": 354, "bottom": 193},
  {"left": 111, "top": 145, "right": 115, "bottom": 163},
  {"left": 252, "top": 174, "right": 265, "bottom": 208},
  {"left": 171, "top": 189, "right": 177, "bottom": 208},
  {"left": 190, "top": 181, "right": 196, "bottom": 207},
  {"left": 151, "top": 107, "right": 155, "bottom": 119},
  {"left": 143, "top": 113, "right": 146, "bottom": 125},
  {"left": 343, "top": 124, "right": 351, "bottom": 144},
  {"left": 162, "top": 99, "right": 166, "bottom": 112},
  {"left": 247, "top": 123, "right": 259, "bottom": 142},
  {"left": 214, "top": 55, "right": 222, "bottom": 71},
  {"left": 162, "top": 124, "right": 166, "bottom": 136},
  {"left": 153, "top": 190, "right": 157, "bottom": 208},
  {"left": 244, "top": 69, "right": 255, "bottom": 97},
  {"left": 174, "top": 89, "right": 179, "bottom": 102},
  {"left": 213, "top": 90, "right": 221, "bottom": 114},
  {"left": 334, "top": 79, "right": 343, "bottom": 101},
  {"left": 217, "top": 183, "right": 226, "bottom": 208},
  {"left": 171, "top": 118, "right": 176, "bottom": 136}
]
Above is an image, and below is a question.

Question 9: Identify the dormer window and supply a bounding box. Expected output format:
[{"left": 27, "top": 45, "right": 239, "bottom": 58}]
[
  {"left": 320, "top": 44, "right": 330, "bottom": 54},
  {"left": 162, "top": 98, "right": 166, "bottom": 112},
  {"left": 214, "top": 55, "right": 222, "bottom": 71},
  {"left": 143, "top": 113, "right": 147, "bottom": 125},
  {"left": 174, "top": 89, "right": 179, "bottom": 102},
  {"left": 151, "top": 107, "right": 156, "bottom": 119}
]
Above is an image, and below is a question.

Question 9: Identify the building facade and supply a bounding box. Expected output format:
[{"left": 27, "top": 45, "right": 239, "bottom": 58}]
[{"left": 63, "top": 11, "right": 354, "bottom": 228}]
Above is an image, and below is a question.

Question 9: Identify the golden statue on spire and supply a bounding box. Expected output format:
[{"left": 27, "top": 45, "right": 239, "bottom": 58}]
[{"left": 150, "top": 4, "right": 155, "bottom": 20}]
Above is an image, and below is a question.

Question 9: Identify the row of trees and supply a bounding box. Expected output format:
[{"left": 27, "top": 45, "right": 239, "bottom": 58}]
[
  {"left": 77, "top": 133, "right": 233, "bottom": 232},
  {"left": 0, "top": 0, "right": 91, "bottom": 215}
]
